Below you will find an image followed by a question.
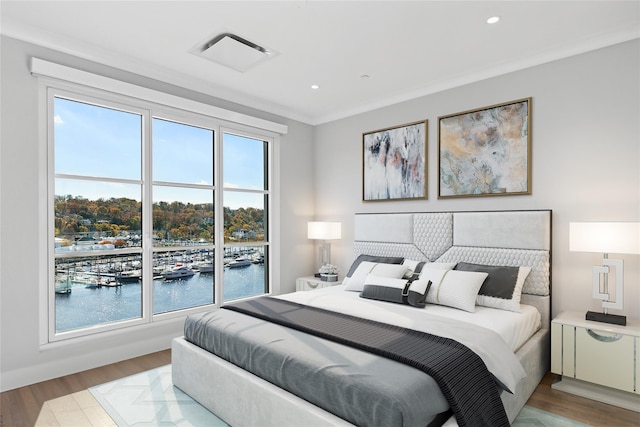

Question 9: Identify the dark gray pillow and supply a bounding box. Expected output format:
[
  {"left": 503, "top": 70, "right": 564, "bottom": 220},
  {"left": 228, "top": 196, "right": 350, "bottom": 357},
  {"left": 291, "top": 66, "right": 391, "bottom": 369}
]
[
  {"left": 360, "top": 278, "right": 432, "bottom": 308},
  {"left": 345, "top": 254, "right": 404, "bottom": 278},
  {"left": 454, "top": 262, "right": 519, "bottom": 299}
]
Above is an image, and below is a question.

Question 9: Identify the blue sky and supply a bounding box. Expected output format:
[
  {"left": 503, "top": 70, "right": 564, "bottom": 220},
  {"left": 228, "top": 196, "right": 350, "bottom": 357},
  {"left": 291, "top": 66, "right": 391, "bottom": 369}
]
[{"left": 54, "top": 97, "right": 265, "bottom": 209}]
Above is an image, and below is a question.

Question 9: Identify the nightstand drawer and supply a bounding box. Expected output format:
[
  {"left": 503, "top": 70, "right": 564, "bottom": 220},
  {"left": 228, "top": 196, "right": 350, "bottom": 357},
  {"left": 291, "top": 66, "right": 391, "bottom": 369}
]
[{"left": 575, "top": 327, "right": 635, "bottom": 392}]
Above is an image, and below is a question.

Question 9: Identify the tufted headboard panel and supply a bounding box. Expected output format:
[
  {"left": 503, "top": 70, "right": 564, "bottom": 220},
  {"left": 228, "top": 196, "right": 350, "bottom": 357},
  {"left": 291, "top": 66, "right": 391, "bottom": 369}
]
[{"left": 353, "top": 210, "right": 552, "bottom": 324}]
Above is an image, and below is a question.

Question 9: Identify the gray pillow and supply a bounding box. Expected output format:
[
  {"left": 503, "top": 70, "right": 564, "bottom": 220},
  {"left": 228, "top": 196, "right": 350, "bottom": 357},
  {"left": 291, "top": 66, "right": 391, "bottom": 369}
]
[
  {"left": 454, "top": 262, "right": 519, "bottom": 299},
  {"left": 453, "top": 262, "right": 532, "bottom": 312},
  {"left": 360, "top": 275, "right": 432, "bottom": 308}
]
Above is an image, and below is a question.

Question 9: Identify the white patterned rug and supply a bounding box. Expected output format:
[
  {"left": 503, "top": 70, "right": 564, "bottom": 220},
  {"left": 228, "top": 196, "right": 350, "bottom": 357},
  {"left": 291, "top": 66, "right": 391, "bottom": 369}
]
[
  {"left": 513, "top": 405, "right": 591, "bottom": 427},
  {"left": 90, "top": 365, "right": 590, "bottom": 427},
  {"left": 89, "top": 365, "right": 227, "bottom": 426}
]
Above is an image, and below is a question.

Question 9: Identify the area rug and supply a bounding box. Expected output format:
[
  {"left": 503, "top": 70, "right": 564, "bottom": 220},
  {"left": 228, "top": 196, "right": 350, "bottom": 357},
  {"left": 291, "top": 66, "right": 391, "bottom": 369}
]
[
  {"left": 512, "top": 405, "right": 591, "bottom": 427},
  {"left": 91, "top": 365, "right": 590, "bottom": 426},
  {"left": 89, "top": 365, "right": 228, "bottom": 426}
]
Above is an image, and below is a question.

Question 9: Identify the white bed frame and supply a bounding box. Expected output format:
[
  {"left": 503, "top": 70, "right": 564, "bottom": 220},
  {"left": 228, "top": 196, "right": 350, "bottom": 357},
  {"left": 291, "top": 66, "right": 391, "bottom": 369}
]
[{"left": 172, "top": 210, "right": 552, "bottom": 426}]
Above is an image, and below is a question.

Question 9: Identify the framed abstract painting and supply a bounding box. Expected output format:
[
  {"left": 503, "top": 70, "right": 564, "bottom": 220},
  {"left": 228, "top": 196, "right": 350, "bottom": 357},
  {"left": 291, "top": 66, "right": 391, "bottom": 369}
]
[
  {"left": 362, "top": 120, "right": 427, "bottom": 202},
  {"left": 438, "top": 98, "right": 531, "bottom": 198}
]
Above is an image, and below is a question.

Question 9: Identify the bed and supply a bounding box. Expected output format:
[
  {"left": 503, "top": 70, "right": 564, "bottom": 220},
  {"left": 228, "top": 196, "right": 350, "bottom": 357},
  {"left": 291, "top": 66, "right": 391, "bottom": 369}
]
[{"left": 172, "top": 210, "right": 552, "bottom": 426}]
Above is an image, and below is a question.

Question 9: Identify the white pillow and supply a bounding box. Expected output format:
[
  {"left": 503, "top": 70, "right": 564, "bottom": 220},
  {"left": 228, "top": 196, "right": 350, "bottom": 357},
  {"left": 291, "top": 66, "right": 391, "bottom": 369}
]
[
  {"left": 402, "top": 260, "right": 457, "bottom": 279},
  {"left": 363, "top": 274, "right": 408, "bottom": 289},
  {"left": 401, "top": 258, "right": 423, "bottom": 272},
  {"left": 422, "top": 262, "right": 457, "bottom": 271},
  {"left": 343, "top": 262, "right": 409, "bottom": 292},
  {"left": 419, "top": 269, "right": 488, "bottom": 312}
]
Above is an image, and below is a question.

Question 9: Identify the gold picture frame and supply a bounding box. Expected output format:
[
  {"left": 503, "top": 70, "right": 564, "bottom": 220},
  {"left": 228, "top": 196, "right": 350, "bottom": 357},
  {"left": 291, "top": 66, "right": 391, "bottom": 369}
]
[
  {"left": 438, "top": 98, "right": 531, "bottom": 198},
  {"left": 362, "top": 120, "right": 427, "bottom": 202}
]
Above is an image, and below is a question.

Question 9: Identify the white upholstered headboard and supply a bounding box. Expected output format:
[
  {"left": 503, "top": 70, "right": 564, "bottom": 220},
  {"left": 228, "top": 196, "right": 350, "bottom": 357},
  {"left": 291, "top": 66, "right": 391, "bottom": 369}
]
[{"left": 353, "top": 210, "right": 552, "bottom": 326}]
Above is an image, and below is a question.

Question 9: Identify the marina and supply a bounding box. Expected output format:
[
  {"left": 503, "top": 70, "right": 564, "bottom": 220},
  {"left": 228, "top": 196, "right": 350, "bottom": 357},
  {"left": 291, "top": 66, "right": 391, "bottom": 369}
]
[
  {"left": 55, "top": 247, "right": 264, "bottom": 290},
  {"left": 54, "top": 248, "right": 266, "bottom": 332}
]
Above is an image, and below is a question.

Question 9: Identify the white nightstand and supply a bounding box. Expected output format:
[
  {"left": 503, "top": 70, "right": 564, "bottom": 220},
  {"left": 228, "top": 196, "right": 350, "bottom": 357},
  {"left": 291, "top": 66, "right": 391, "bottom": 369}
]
[
  {"left": 551, "top": 311, "right": 640, "bottom": 411},
  {"left": 295, "top": 276, "right": 339, "bottom": 292}
]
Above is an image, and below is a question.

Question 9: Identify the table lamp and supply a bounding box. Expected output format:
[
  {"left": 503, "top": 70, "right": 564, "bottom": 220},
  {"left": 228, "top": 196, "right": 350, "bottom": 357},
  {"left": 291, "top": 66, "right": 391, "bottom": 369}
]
[
  {"left": 307, "top": 221, "right": 342, "bottom": 267},
  {"left": 569, "top": 222, "right": 640, "bottom": 326}
]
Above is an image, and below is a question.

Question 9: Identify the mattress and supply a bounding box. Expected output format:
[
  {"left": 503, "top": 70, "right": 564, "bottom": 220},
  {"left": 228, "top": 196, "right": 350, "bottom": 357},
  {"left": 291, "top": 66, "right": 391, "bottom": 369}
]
[{"left": 184, "top": 287, "right": 535, "bottom": 426}]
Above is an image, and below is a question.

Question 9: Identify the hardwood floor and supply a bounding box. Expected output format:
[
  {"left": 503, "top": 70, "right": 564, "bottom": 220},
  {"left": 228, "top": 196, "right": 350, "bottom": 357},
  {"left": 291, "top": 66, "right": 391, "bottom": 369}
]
[
  {"left": 1, "top": 349, "right": 638, "bottom": 426},
  {"left": 527, "top": 373, "right": 639, "bottom": 426},
  {"left": 0, "top": 350, "right": 171, "bottom": 427}
]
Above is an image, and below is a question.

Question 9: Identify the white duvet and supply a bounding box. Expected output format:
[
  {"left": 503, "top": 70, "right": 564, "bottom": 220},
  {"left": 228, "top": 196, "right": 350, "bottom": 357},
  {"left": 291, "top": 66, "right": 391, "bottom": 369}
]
[{"left": 278, "top": 285, "right": 539, "bottom": 394}]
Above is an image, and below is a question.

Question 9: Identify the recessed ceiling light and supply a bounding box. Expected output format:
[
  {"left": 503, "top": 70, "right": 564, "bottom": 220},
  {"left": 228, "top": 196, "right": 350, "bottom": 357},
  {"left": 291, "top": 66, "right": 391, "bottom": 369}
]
[
  {"left": 311, "top": 84, "right": 319, "bottom": 90},
  {"left": 487, "top": 16, "right": 500, "bottom": 24}
]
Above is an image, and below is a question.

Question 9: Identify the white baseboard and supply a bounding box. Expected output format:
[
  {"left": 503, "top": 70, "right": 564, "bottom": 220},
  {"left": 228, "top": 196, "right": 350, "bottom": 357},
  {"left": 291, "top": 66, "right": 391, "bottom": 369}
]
[
  {"left": 1, "top": 322, "right": 182, "bottom": 393},
  {"left": 552, "top": 377, "right": 640, "bottom": 412}
]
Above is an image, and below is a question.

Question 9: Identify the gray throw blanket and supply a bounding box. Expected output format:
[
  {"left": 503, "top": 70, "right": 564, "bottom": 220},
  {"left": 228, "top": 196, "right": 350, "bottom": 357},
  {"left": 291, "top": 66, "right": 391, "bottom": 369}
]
[{"left": 224, "top": 297, "right": 509, "bottom": 427}]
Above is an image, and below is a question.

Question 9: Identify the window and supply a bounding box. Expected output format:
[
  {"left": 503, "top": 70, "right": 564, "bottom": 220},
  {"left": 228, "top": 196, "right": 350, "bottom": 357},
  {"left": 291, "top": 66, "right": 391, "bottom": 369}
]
[
  {"left": 48, "top": 84, "right": 277, "bottom": 342},
  {"left": 222, "top": 131, "right": 269, "bottom": 302},
  {"left": 151, "top": 118, "right": 215, "bottom": 314},
  {"left": 53, "top": 96, "right": 144, "bottom": 334}
]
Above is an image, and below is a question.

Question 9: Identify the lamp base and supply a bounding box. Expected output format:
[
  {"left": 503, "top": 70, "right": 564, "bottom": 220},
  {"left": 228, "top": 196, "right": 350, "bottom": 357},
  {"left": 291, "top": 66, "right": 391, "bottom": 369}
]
[{"left": 585, "top": 311, "right": 626, "bottom": 326}]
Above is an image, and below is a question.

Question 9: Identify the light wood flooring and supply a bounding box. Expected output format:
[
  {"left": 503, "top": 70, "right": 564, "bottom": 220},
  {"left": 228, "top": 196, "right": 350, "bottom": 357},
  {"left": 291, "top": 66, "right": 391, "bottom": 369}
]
[
  {"left": 1, "top": 349, "right": 638, "bottom": 426},
  {"left": 1, "top": 350, "right": 171, "bottom": 427}
]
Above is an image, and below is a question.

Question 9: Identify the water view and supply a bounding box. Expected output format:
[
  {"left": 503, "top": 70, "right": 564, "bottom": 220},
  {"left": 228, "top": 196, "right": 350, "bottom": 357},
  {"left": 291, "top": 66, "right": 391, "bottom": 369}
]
[
  {"left": 55, "top": 253, "right": 265, "bottom": 332},
  {"left": 51, "top": 96, "right": 273, "bottom": 336}
]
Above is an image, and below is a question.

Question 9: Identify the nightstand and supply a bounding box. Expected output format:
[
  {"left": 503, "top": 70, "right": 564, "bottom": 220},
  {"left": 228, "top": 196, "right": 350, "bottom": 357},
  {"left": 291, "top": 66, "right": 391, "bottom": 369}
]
[
  {"left": 295, "top": 276, "right": 339, "bottom": 292},
  {"left": 551, "top": 311, "right": 640, "bottom": 411}
]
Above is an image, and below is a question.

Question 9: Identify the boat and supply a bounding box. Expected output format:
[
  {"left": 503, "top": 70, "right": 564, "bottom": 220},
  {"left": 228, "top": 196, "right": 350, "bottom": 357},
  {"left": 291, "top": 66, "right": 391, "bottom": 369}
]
[
  {"left": 251, "top": 254, "right": 264, "bottom": 264},
  {"left": 55, "top": 275, "right": 73, "bottom": 294},
  {"left": 116, "top": 270, "right": 142, "bottom": 283},
  {"left": 161, "top": 266, "right": 196, "bottom": 280},
  {"left": 193, "top": 262, "right": 214, "bottom": 273},
  {"left": 87, "top": 276, "right": 115, "bottom": 288},
  {"left": 227, "top": 257, "right": 251, "bottom": 269},
  {"left": 55, "top": 283, "right": 72, "bottom": 294}
]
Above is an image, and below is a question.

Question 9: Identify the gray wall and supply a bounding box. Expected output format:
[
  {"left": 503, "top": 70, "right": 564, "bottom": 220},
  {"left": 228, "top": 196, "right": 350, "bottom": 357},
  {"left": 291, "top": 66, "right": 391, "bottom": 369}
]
[
  {"left": 314, "top": 39, "right": 639, "bottom": 322},
  {"left": 0, "top": 35, "right": 315, "bottom": 391}
]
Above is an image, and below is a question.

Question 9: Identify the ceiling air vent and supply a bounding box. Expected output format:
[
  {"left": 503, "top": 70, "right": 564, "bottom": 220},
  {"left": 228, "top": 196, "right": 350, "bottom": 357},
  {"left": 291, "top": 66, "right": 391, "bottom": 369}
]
[{"left": 195, "top": 33, "right": 274, "bottom": 72}]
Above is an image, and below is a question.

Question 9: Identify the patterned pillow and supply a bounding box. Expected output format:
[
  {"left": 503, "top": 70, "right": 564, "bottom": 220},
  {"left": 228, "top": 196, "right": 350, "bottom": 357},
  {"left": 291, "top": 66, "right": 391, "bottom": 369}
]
[
  {"left": 343, "top": 262, "right": 409, "bottom": 292},
  {"left": 420, "top": 269, "right": 488, "bottom": 312},
  {"left": 454, "top": 262, "right": 531, "bottom": 312},
  {"left": 360, "top": 275, "right": 432, "bottom": 307}
]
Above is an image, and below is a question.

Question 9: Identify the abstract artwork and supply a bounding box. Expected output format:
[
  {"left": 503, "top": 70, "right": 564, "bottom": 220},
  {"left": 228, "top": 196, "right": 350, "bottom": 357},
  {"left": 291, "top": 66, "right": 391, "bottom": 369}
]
[
  {"left": 362, "top": 120, "right": 427, "bottom": 201},
  {"left": 438, "top": 98, "right": 531, "bottom": 198}
]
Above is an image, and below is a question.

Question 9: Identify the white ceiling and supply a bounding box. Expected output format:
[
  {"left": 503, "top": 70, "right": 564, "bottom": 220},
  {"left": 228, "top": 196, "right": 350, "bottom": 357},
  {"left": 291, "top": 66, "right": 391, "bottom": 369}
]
[{"left": 2, "top": 1, "right": 639, "bottom": 125}]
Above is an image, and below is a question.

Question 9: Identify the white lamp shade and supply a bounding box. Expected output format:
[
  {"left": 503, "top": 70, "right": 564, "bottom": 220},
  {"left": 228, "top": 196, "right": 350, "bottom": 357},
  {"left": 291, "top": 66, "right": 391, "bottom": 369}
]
[
  {"left": 308, "top": 221, "right": 342, "bottom": 240},
  {"left": 570, "top": 222, "right": 640, "bottom": 254}
]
